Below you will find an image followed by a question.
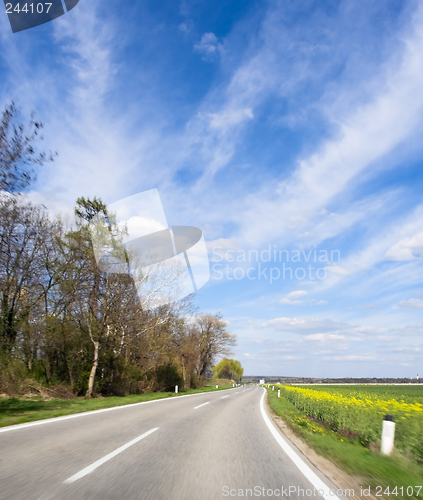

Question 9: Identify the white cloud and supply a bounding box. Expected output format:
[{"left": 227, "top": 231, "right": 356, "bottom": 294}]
[
  {"left": 179, "top": 22, "right": 192, "bottom": 33},
  {"left": 263, "top": 316, "right": 348, "bottom": 333},
  {"left": 325, "top": 265, "right": 351, "bottom": 276},
  {"left": 280, "top": 290, "right": 308, "bottom": 304},
  {"left": 315, "top": 300, "right": 328, "bottom": 305},
  {"left": 397, "top": 298, "right": 423, "bottom": 309},
  {"left": 287, "top": 290, "right": 307, "bottom": 298},
  {"left": 194, "top": 32, "right": 223, "bottom": 60},
  {"left": 305, "top": 333, "right": 346, "bottom": 341},
  {"left": 323, "top": 355, "right": 376, "bottom": 361},
  {"left": 209, "top": 108, "right": 253, "bottom": 130},
  {"left": 386, "top": 231, "right": 423, "bottom": 261},
  {"left": 280, "top": 298, "right": 303, "bottom": 305},
  {"left": 388, "top": 346, "right": 421, "bottom": 352}
]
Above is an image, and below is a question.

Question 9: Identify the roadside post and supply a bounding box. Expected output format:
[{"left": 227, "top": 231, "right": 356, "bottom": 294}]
[
  {"left": 278, "top": 389, "right": 280, "bottom": 398},
  {"left": 175, "top": 385, "right": 178, "bottom": 394},
  {"left": 216, "top": 384, "right": 218, "bottom": 389},
  {"left": 381, "top": 415, "right": 395, "bottom": 455},
  {"left": 272, "top": 386, "right": 274, "bottom": 391}
]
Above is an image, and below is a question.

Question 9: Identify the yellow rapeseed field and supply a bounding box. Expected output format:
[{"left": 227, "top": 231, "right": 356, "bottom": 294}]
[{"left": 278, "top": 385, "right": 423, "bottom": 461}]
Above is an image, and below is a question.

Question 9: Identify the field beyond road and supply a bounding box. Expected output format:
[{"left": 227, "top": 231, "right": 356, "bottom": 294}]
[{"left": 266, "top": 384, "right": 423, "bottom": 499}]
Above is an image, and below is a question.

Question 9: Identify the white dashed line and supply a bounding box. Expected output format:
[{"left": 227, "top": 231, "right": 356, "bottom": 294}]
[
  {"left": 63, "top": 428, "right": 158, "bottom": 484},
  {"left": 194, "top": 402, "right": 210, "bottom": 409}
]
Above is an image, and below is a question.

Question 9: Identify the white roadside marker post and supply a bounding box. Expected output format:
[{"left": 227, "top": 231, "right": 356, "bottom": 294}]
[
  {"left": 175, "top": 385, "right": 178, "bottom": 394},
  {"left": 216, "top": 384, "right": 218, "bottom": 389},
  {"left": 278, "top": 389, "right": 280, "bottom": 398},
  {"left": 272, "top": 386, "right": 274, "bottom": 391},
  {"left": 381, "top": 414, "right": 395, "bottom": 456}
]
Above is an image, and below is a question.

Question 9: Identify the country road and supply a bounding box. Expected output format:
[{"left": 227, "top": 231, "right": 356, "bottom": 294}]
[{"left": 0, "top": 386, "right": 343, "bottom": 500}]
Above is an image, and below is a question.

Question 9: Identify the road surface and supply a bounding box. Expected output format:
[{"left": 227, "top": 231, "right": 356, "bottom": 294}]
[{"left": 0, "top": 386, "right": 342, "bottom": 499}]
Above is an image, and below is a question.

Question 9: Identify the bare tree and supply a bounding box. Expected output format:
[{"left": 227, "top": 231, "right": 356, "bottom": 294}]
[
  {"left": 0, "top": 196, "right": 57, "bottom": 352},
  {"left": 0, "top": 102, "right": 55, "bottom": 193},
  {"left": 195, "top": 313, "right": 236, "bottom": 380},
  {"left": 173, "top": 321, "right": 201, "bottom": 389}
]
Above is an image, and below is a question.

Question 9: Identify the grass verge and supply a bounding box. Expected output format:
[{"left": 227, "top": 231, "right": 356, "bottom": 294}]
[
  {"left": 0, "top": 384, "right": 234, "bottom": 428},
  {"left": 266, "top": 388, "right": 423, "bottom": 500}
]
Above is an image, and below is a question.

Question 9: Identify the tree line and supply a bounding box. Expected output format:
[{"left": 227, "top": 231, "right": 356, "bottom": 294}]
[{"left": 0, "top": 103, "right": 237, "bottom": 397}]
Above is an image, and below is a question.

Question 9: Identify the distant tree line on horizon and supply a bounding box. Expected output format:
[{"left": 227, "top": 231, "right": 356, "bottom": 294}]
[{"left": 0, "top": 103, "right": 237, "bottom": 397}]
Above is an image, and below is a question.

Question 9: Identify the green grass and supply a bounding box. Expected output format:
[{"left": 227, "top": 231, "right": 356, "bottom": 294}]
[
  {"left": 266, "top": 388, "right": 423, "bottom": 500},
  {"left": 0, "top": 384, "right": 233, "bottom": 428}
]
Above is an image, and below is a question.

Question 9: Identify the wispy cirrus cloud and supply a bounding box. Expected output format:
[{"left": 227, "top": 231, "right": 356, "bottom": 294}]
[{"left": 237, "top": 4, "right": 423, "bottom": 248}]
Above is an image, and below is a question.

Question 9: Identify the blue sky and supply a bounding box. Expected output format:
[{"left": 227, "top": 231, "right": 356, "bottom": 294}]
[{"left": 2, "top": 0, "right": 423, "bottom": 377}]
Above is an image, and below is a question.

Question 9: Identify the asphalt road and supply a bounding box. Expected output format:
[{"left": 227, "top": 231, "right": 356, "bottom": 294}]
[{"left": 0, "top": 386, "right": 342, "bottom": 500}]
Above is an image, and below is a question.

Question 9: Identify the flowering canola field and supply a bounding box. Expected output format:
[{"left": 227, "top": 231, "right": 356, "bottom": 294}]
[{"left": 278, "top": 385, "right": 423, "bottom": 461}]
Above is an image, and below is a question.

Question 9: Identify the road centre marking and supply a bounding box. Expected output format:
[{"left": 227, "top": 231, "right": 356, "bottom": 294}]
[
  {"left": 194, "top": 402, "right": 209, "bottom": 409},
  {"left": 63, "top": 428, "right": 158, "bottom": 484},
  {"left": 221, "top": 395, "right": 229, "bottom": 399}
]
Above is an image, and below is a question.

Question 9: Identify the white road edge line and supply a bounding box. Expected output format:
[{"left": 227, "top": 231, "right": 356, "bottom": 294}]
[
  {"left": 260, "top": 389, "right": 341, "bottom": 500},
  {"left": 0, "top": 388, "right": 237, "bottom": 434},
  {"left": 194, "top": 402, "right": 209, "bottom": 409},
  {"left": 63, "top": 428, "right": 158, "bottom": 485}
]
